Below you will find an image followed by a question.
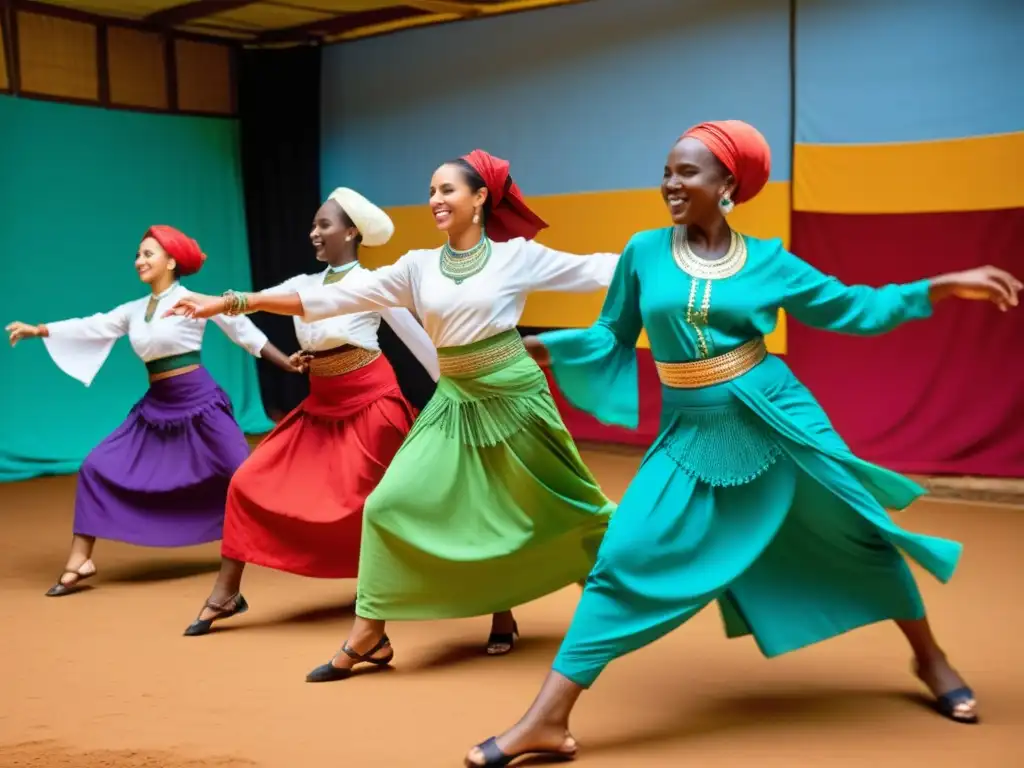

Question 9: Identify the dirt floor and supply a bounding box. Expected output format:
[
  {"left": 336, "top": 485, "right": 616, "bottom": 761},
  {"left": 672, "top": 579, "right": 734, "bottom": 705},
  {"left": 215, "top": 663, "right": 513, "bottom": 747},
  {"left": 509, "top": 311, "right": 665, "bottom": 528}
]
[{"left": 1, "top": 447, "right": 1022, "bottom": 768}]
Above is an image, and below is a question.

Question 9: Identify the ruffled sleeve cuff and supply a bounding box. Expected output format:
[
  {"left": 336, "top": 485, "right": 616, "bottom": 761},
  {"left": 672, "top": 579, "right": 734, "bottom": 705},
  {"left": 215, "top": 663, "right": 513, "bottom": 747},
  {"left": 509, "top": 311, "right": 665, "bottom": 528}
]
[{"left": 540, "top": 323, "right": 640, "bottom": 430}]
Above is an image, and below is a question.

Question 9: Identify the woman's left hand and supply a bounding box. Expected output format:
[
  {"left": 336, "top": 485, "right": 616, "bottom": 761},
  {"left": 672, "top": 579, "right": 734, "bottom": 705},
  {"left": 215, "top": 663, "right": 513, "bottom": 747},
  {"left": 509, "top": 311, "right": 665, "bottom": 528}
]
[
  {"left": 164, "top": 294, "right": 229, "bottom": 319},
  {"left": 931, "top": 266, "right": 1021, "bottom": 311}
]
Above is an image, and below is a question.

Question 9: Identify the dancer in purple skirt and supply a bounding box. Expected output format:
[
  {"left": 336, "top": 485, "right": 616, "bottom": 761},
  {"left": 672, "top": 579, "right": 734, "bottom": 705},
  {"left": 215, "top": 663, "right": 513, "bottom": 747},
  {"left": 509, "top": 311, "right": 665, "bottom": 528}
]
[{"left": 6, "top": 225, "right": 298, "bottom": 597}]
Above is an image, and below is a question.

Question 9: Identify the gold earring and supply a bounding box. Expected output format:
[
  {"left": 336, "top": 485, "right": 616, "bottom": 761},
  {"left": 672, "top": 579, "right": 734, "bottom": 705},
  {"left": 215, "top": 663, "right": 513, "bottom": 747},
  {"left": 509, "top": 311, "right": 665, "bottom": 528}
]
[{"left": 472, "top": 209, "right": 480, "bottom": 225}]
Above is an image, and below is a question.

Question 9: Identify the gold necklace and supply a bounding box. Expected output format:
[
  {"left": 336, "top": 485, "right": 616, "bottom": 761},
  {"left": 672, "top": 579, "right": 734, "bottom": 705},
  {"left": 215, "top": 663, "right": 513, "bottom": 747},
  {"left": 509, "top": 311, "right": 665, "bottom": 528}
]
[
  {"left": 671, "top": 226, "right": 747, "bottom": 280},
  {"left": 440, "top": 235, "right": 492, "bottom": 285}
]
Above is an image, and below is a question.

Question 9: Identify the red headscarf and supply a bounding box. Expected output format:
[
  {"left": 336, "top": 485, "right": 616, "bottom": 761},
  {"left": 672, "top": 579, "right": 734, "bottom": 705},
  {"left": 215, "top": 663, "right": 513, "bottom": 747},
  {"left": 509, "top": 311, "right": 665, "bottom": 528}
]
[
  {"left": 680, "top": 120, "right": 771, "bottom": 204},
  {"left": 461, "top": 149, "right": 548, "bottom": 242},
  {"left": 144, "top": 225, "right": 207, "bottom": 276}
]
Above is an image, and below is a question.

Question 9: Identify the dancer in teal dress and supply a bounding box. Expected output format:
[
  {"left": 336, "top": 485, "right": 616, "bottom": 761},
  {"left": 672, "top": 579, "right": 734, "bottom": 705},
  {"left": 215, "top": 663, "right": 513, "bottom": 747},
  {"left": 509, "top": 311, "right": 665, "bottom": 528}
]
[{"left": 465, "top": 120, "right": 1021, "bottom": 766}]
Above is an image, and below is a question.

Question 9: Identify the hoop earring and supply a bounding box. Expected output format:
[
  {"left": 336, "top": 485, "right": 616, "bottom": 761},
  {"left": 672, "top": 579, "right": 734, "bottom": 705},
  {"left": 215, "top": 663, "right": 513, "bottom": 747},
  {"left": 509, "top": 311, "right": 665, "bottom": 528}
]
[
  {"left": 472, "top": 209, "right": 480, "bottom": 225},
  {"left": 719, "top": 195, "right": 735, "bottom": 215}
]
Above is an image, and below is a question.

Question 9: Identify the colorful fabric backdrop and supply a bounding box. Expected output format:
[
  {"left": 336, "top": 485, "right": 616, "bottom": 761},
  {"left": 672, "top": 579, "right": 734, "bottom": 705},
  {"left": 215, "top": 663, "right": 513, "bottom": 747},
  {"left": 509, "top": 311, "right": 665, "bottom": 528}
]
[
  {"left": 0, "top": 96, "right": 271, "bottom": 482},
  {"left": 787, "top": 0, "right": 1024, "bottom": 477}
]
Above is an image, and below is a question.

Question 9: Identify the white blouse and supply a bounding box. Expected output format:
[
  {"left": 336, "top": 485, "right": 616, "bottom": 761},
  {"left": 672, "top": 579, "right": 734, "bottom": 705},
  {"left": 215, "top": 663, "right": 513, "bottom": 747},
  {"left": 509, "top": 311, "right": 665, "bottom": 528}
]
[
  {"left": 260, "top": 263, "right": 440, "bottom": 381},
  {"left": 298, "top": 238, "right": 620, "bottom": 349},
  {"left": 42, "top": 282, "right": 269, "bottom": 387}
]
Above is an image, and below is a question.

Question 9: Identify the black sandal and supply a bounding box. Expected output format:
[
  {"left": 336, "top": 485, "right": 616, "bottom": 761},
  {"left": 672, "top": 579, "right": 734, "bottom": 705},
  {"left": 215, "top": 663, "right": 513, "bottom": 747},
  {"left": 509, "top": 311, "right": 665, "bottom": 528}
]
[
  {"left": 183, "top": 593, "right": 249, "bottom": 636},
  {"left": 305, "top": 633, "right": 394, "bottom": 683},
  {"left": 465, "top": 736, "right": 576, "bottom": 767},
  {"left": 487, "top": 620, "right": 519, "bottom": 656},
  {"left": 45, "top": 562, "right": 97, "bottom": 597}
]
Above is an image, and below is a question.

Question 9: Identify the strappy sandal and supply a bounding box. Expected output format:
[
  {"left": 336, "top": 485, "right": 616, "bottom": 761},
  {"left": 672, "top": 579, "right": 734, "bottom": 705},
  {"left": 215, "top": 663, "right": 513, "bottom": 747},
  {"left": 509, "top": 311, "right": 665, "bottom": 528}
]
[
  {"left": 183, "top": 593, "right": 249, "bottom": 637},
  {"left": 914, "top": 661, "right": 979, "bottom": 724},
  {"left": 487, "top": 620, "right": 519, "bottom": 656},
  {"left": 305, "top": 633, "right": 394, "bottom": 683},
  {"left": 45, "top": 561, "right": 97, "bottom": 597},
  {"left": 465, "top": 736, "right": 577, "bottom": 767}
]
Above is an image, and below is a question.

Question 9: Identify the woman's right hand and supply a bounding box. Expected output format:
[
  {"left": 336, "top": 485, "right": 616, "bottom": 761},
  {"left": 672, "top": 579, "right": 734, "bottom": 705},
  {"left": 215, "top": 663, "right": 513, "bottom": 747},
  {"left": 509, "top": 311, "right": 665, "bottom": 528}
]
[
  {"left": 164, "top": 294, "right": 229, "bottom": 320},
  {"left": 523, "top": 335, "right": 551, "bottom": 367},
  {"left": 5, "top": 321, "right": 45, "bottom": 346},
  {"left": 288, "top": 351, "right": 312, "bottom": 373}
]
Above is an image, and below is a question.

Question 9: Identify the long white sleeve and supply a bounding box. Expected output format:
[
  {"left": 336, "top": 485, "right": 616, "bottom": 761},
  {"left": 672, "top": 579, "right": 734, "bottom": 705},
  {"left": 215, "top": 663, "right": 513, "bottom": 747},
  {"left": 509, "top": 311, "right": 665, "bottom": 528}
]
[
  {"left": 521, "top": 240, "right": 621, "bottom": 293},
  {"left": 42, "top": 303, "right": 133, "bottom": 386},
  {"left": 380, "top": 307, "right": 440, "bottom": 382},
  {"left": 211, "top": 313, "right": 269, "bottom": 357},
  {"left": 256, "top": 275, "right": 305, "bottom": 296},
  {"left": 298, "top": 257, "right": 416, "bottom": 323}
]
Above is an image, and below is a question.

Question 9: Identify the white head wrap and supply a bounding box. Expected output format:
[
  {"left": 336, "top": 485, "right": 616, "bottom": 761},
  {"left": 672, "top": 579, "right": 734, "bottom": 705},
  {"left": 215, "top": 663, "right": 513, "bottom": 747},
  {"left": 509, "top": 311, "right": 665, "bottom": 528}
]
[{"left": 326, "top": 187, "right": 394, "bottom": 247}]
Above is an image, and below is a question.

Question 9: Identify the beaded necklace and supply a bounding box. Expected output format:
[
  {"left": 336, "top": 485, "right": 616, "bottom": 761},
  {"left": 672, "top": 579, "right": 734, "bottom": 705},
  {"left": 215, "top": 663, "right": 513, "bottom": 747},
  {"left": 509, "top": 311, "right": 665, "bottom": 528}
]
[{"left": 439, "top": 233, "right": 492, "bottom": 285}]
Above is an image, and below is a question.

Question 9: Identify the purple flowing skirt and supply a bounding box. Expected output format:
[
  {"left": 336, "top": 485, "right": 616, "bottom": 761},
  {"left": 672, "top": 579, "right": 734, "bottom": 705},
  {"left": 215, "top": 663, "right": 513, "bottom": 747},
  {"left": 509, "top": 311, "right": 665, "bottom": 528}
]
[{"left": 72, "top": 367, "right": 251, "bottom": 547}]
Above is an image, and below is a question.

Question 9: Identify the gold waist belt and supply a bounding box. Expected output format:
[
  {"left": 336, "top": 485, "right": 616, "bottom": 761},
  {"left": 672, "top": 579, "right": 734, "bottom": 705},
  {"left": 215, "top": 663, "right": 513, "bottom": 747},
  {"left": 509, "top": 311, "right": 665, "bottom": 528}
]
[
  {"left": 655, "top": 337, "right": 767, "bottom": 389},
  {"left": 437, "top": 330, "right": 526, "bottom": 378},
  {"left": 307, "top": 346, "right": 380, "bottom": 378}
]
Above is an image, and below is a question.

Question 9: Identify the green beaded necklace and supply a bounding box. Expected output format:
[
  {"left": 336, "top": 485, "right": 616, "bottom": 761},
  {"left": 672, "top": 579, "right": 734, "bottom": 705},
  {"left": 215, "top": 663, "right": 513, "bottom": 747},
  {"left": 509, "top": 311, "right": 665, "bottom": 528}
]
[{"left": 439, "top": 233, "right": 492, "bottom": 285}]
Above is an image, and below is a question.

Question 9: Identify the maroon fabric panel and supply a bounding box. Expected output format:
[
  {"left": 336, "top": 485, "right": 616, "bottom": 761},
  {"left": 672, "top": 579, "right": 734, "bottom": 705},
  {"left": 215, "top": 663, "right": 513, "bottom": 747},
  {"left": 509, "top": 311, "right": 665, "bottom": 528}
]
[{"left": 787, "top": 208, "right": 1024, "bottom": 477}]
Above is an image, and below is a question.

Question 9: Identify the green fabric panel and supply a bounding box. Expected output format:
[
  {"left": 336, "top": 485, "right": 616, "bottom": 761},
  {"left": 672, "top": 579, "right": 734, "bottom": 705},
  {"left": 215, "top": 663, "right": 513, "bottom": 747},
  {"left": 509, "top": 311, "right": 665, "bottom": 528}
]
[{"left": 0, "top": 96, "right": 271, "bottom": 482}]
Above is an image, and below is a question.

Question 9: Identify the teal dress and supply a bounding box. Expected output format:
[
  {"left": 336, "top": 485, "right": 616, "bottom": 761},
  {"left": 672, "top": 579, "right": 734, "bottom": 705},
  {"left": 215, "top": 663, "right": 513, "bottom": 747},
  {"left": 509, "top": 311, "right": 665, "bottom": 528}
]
[{"left": 542, "top": 226, "right": 962, "bottom": 688}]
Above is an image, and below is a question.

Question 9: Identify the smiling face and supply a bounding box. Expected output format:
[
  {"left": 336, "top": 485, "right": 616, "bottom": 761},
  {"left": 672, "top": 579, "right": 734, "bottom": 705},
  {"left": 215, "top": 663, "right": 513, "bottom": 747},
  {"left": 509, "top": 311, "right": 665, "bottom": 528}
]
[
  {"left": 310, "top": 200, "right": 357, "bottom": 263},
  {"left": 135, "top": 236, "right": 174, "bottom": 284},
  {"left": 429, "top": 163, "right": 488, "bottom": 236},
  {"left": 661, "top": 137, "right": 736, "bottom": 227}
]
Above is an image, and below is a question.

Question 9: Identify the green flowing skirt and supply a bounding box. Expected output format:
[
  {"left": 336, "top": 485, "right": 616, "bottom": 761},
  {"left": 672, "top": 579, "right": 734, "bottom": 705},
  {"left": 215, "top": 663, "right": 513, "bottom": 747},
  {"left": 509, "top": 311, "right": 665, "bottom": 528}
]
[
  {"left": 354, "top": 333, "right": 614, "bottom": 621},
  {"left": 547, "top": 352, "right": 961, "bottom": 688}
]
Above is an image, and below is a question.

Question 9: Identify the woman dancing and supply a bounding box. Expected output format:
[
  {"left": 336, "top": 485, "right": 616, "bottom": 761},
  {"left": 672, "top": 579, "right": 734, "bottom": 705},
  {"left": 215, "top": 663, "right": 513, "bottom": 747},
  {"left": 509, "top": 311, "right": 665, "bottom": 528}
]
[
  {"left": 166, "top": 149, "right": 619, "bottom": 676},
  {"left": 6, "top": 225, "right": 296, "bottom": 597},
  {"left": 183, "top": 188, "right": 439, "bottom": 636},
  {"left": 464, "top": 120, "right": 1021, "bottom": 766}
]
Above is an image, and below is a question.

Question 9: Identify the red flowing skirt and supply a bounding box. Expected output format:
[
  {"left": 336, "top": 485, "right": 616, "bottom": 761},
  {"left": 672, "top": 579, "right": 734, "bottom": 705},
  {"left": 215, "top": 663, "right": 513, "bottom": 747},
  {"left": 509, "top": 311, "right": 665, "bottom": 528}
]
[{"left": 221, "top": 355, "right": 416, "bottom": 578}]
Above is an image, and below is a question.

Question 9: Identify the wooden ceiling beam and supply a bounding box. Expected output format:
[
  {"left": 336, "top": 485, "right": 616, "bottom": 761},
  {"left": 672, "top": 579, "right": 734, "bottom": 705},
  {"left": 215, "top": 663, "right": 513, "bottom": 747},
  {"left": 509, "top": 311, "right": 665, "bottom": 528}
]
[
  {"left": 256, "top": 5, "right": 429, "bottom": 44},
  {"left": 402, "top": 0, "right": 480, "bottom": 16},
  {"left": 145, "top": 0, "right": 258, "bottom": 26}
]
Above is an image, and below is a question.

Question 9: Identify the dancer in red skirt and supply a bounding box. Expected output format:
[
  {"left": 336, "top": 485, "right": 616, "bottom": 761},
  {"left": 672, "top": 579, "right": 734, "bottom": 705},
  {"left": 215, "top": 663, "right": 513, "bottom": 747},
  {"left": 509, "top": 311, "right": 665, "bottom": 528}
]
[{"left": 183, "top": 188, "right": 438, "bottom": 635}]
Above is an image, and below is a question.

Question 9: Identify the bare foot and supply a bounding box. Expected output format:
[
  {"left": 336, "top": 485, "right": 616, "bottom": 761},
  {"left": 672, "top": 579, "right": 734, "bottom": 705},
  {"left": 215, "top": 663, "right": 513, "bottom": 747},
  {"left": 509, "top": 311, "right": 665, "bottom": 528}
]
[
  {"left": 465, "top": 720, "right": 577, "bottom": 766},
  {"left": 60, "top": 557, "right": 96, "bottom": 586},
  {"left": 914, "top": 656, "right": 978, "bottom": 722}
]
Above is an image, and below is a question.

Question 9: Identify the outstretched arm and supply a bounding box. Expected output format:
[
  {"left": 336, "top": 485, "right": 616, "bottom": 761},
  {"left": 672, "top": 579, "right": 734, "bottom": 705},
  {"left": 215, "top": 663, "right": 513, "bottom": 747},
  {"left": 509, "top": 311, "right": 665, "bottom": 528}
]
[
  {"left": 165, "top": 258, "right": 416, "bottom": 322},
  {"left": 781, "top": 250, "right": 1020, "bottom": 335},
  {"left": 519, "top": 240, "right": 621, "bottom": 293},
  {"left": 7, "top": 304, "right": 132, "bottom": 387}
]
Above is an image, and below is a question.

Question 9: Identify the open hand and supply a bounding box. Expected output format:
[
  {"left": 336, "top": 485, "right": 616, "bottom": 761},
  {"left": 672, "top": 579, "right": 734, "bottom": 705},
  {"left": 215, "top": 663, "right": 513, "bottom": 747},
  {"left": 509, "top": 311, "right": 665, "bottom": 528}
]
[
  {"left": 164, "top": 294, "right": 228, "bottom": 320},
  {"left": 935, "top": 266, "right": 1021, "bottom": 311},
  {"left": 5, "top": 321, "right": 43, "bottom": 346},
  {"left": 523, "top": 335, "right": 551, "bottom": 367},
  {"left": 288, "top": 351, "right": 313, "bottom": 374}
]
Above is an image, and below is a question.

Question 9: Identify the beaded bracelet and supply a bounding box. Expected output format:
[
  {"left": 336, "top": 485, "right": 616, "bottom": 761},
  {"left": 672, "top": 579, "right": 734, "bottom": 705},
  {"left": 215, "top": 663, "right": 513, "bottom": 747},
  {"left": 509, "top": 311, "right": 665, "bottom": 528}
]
[{"left": 221, "top": 290, "right": 250, "bottom": 316}]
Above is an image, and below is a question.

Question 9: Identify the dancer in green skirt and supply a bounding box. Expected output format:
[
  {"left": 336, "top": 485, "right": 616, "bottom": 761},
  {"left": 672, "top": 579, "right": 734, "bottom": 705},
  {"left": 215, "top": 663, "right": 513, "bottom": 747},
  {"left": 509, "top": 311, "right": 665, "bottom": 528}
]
[
  {"left": 166, "top": 150, "right": 620, "bottom": 679},
  {"left": 463, "top": 120, "right": 1021, "bottom": 766}
]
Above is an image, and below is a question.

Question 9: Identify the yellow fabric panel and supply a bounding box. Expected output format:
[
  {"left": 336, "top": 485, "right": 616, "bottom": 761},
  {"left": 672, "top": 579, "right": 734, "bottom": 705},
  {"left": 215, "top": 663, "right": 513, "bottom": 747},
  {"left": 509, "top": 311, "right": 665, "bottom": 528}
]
[
  {"left": 17, "top": 11, "right": 98, "bottom": 101},
  {"left": 359, "top": 182, "right": 791, "bottom": 353},
  {"left": 175, "top": 39, "right": 232, "bottom": 114},
  {"left": 795, "top": 132, "right": 1024, "bottom": 214},
  {"left": 108, "top": 26, "right": 168, "bottom": 110}
]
